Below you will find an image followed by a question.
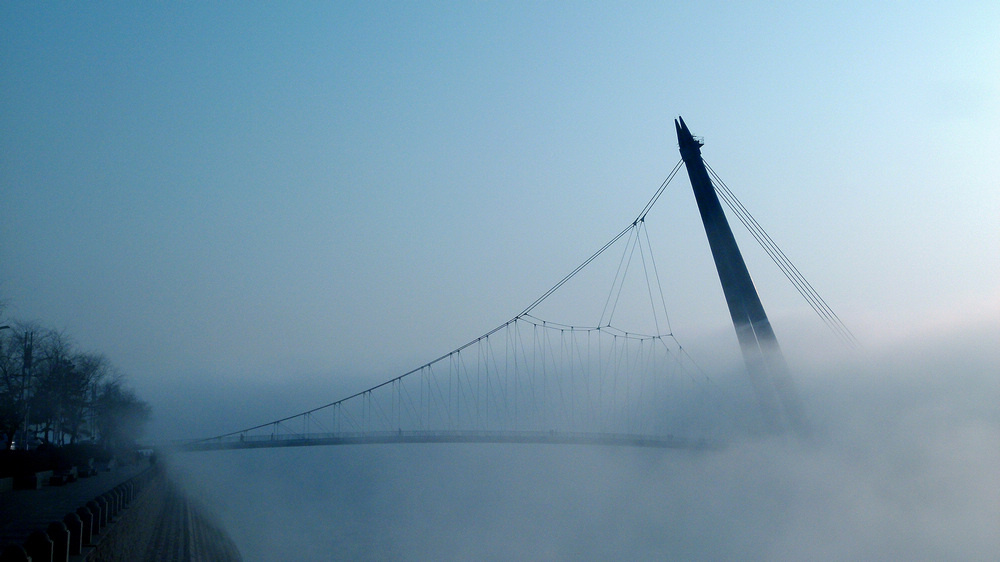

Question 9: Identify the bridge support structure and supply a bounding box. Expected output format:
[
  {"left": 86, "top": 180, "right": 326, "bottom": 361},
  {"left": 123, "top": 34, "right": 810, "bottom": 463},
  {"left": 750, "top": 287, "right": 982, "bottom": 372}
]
[{"left": 675, "top": 117, "right": 805, "bottom": 434}]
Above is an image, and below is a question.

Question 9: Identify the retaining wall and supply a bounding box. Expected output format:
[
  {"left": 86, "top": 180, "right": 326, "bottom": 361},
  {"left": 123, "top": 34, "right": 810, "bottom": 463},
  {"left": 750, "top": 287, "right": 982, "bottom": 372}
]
[{"left": 0, "top": 464, "right": 241, "bottom": 562}]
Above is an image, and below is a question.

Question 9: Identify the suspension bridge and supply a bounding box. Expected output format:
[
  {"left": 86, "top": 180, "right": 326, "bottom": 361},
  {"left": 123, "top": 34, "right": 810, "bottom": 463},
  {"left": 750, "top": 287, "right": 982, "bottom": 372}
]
[{"left": 177, "top": 118, "right": 854, "bottom": 453}]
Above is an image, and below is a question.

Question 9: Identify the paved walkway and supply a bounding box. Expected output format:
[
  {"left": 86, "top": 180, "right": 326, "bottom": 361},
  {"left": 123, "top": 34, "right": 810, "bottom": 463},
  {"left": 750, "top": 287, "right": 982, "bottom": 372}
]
[
  {"left": 0, "top": 461, "right": 151, "bottom": 548},
  {"left": 143, "top": 479, "right": 242, "bottom": 562}
]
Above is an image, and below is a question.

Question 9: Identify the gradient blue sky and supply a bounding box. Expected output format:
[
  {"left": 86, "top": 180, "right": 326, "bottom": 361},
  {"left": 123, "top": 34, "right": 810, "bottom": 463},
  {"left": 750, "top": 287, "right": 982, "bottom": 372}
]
[{"left": 3, "top": 2, "right": 998, "bottom": 439}]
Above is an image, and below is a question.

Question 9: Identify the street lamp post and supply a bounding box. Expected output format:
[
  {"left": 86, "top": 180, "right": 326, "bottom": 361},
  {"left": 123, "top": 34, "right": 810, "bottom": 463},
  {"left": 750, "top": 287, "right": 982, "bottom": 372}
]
[
  {"left": 21, "top": 331, "right": 33, "bottom": 450},
  {"left": 0, "top": 326, "right": 10, "bottom": 449}
]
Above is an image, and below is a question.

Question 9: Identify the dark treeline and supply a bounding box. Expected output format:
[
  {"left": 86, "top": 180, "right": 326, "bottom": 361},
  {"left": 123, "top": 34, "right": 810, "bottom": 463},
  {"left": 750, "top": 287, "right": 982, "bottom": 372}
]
[{"left": 0, "top": 321, "right": 151, "bottom": 453}]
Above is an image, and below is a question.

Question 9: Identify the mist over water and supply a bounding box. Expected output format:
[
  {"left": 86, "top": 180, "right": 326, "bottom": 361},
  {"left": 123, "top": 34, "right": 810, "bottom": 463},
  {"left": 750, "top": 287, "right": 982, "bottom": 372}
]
[{"left": 169, "top": 323, "right": 999, "bottom": 561}]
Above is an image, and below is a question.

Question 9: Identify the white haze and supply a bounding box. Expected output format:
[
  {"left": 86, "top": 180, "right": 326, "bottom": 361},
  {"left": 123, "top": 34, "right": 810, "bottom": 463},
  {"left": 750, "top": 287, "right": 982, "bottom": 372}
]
[{"left": 168, "top": 320, "right": 999, "bottom": 561}]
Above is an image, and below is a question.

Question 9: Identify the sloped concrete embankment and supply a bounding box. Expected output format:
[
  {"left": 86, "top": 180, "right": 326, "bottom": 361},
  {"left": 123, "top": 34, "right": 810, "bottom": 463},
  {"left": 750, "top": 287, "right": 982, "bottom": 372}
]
[{"left": 0, "top": 463, "right": 241, "bottom": 561}]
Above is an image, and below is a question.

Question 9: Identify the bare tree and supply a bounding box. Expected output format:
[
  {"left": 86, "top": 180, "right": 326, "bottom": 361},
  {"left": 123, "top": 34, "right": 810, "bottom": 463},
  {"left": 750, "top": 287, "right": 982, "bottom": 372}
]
[
  {"left": 94, "top": 379, "right": 151, "bottom": 450},
  {"left": 0, "top": 319, "right": 150, "bottom": 451},
  {"left": 28, "top": 329, "right": 68, "bottom": 445},
  {"left": 64, "top": 353, "right": 109, "bottom": 443},
  {"left": 0, "top": 324, "right": 38, "bottom": 450}
]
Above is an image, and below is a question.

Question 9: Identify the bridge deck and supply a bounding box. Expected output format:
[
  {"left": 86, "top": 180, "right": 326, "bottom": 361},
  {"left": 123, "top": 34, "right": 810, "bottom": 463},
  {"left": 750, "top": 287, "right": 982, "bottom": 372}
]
[{"left": 175, "top": 430, "right": 719, "bottom": 452}]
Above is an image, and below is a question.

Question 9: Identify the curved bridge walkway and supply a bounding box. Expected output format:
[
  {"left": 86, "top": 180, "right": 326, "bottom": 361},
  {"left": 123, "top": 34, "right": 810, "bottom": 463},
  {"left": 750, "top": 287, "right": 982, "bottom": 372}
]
[{"left": 176, "top": 430, "right": 719, "bottom": 452}]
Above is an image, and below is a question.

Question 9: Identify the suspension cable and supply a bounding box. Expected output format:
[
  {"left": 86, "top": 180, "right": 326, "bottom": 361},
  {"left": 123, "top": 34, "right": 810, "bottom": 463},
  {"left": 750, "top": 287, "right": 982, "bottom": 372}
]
[
  {"left": 704, "top": 161, "right": 859, "bottom": 348},
  {"left": 193, "top": 163, "right": 692, "bottom": 443}
]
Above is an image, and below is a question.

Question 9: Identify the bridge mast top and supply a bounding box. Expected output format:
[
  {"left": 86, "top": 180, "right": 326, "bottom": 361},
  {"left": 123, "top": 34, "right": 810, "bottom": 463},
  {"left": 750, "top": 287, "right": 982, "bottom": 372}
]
[{"left": 675, "top": 116, "right": 805, "bottom": 435}]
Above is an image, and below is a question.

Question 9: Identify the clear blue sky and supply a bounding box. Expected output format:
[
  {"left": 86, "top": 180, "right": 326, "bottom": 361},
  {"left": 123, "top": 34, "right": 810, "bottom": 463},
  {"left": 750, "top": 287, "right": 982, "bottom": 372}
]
[{"left": 3, "top": 2, "right": 998, "bottom": 439}]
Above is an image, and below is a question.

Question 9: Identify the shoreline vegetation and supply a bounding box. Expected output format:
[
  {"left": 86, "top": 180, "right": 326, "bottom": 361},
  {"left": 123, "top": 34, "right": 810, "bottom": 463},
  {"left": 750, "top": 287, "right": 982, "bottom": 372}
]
[{"left": 1, "top": 310, "right": 152, "bottom": 478}]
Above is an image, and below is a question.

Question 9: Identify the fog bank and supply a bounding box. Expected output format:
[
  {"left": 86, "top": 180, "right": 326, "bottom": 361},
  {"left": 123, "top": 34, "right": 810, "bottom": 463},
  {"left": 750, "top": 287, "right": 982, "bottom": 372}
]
[{"left": 169, "top": 325, "right": 999, "bottom": 561}]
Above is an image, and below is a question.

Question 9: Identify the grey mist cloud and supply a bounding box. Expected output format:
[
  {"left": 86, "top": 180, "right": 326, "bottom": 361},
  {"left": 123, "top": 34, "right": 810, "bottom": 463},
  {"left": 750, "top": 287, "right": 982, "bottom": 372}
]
[{"left": 167, "top": 321, "right": 1000, "bottom": 561}]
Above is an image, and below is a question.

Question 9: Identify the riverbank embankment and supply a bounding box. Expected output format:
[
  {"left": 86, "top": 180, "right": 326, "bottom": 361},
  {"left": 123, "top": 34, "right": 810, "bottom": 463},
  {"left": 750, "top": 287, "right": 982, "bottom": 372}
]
[{"left": 0, "top": 457, "right": 240, "bottom": 561}]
